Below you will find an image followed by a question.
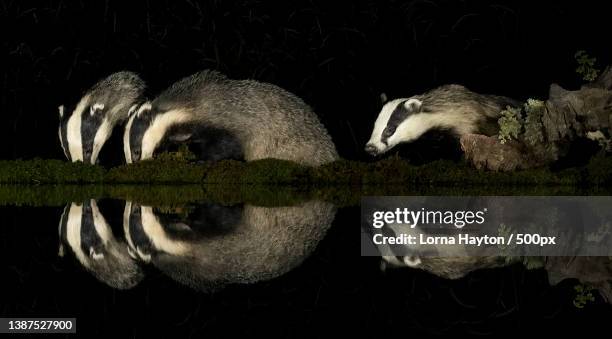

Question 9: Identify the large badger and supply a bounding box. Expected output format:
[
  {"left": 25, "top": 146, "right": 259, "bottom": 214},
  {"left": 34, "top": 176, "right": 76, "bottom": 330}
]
[
  {"left": 124, "top": 70, "right": 339, "bottom": 165},
  {"left": 58, "top": 200, "right": 144, "bottom": 289},
  {"left": 365, "top": 84, "right": 520, "bottom": 156},
  {"left": 122, "top": 200, "right": 335, "bottom": 291},
  {"left": 58, "top": 72, "right": 146, "bottom": 164}
]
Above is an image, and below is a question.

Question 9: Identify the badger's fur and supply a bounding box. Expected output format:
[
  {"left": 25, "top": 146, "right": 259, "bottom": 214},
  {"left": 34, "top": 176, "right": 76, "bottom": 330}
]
[
  {"left": 382, "top": 256, "right": 506, "bottom": 280},
  {"left": 123, "top": 200, "right": 335, "bottom": 291},
  {"left": 58, "top": 200, "right": 144, "bottom": 289},
  {"left": 375, "top": 222, "right": 472, "bottom": 276},
  {"left": 365, "top": 84, "right": 520, "bottom": 156},
  {"left": 58, "top": 71, "right": 146, "bottom": 163},
  {"left": 124, "top": 70, "right": 338, "bottom": 165}
]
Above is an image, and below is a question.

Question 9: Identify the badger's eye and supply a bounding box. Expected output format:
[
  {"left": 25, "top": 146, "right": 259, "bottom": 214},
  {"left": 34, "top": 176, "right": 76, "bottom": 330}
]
[{"left": 382, "top": 129, "right": 393, "bottom": 138}]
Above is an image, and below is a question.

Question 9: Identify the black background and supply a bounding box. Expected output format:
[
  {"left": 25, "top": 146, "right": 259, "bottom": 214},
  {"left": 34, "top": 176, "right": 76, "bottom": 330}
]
[{"left": 1, "top": 0, "right": 611, "bottom": 161}]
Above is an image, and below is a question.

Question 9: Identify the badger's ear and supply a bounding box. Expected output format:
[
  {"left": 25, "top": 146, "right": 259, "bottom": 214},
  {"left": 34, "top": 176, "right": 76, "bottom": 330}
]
[
  {"left": 90, "top": 103, "right": 105, "bottom": 116},
  {"left": 380, "top": 93, "right": 388, "bottom": 104},
  {"left": 136, "top": 102, "right": 152, "bottom": 118},
  {"left": 58, "top": 105, "right": 65, "bottom": 118},
  {"left": 404, "top": 99, "right": 422, "bottom": 113},
  {"left": 128, "top": 104, "right": 139, "bottom": 117}
]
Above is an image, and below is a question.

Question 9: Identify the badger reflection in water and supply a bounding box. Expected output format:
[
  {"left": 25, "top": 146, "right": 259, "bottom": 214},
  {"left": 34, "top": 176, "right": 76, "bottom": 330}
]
[
  {"left": 123, "top": 201, "right": 335, "bottom": 291},
  {"left": 373, "top": 200, "right": 612, "bottom": 303},
  {"left": 58, "top": 200, "right": 144, "bottom": 289},
  {"left": 377, "top": 224, "right": 612, "bottom": 303}
]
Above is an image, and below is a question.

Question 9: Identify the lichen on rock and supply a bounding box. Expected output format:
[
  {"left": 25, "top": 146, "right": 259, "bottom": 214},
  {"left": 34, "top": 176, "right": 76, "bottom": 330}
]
[
  {"left": 497, "top": 106, "right": 523, "bottom": 144},
  {"left": 465, "top": 65, "right": 612, "bottom": 171}
]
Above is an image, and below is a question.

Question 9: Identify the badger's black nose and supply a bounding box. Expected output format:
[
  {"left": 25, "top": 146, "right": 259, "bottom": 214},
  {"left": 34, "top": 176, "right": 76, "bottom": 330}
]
[{"left": 364, "top": 144, "right": 378, "bottom": 156}]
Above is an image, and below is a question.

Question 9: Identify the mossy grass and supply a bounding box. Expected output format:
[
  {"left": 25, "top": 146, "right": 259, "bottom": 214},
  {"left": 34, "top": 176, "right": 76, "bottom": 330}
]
[
  {"left": 0, "top": 159, "right": 106, "bottom": 184},
  {"left": 0, "top": 154, "right": 610, "bottom": 207},
  {"left": 1, "top": 183, "right": 610, "bottom": 208},
  {"left": 0, "top": 154, "right": 611, "bottom": 186}
]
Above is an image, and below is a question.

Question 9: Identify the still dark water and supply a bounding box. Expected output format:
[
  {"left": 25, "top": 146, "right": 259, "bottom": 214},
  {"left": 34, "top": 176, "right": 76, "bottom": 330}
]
[{"left": 1, "top": 195, "right": 611, "bottom": 337}]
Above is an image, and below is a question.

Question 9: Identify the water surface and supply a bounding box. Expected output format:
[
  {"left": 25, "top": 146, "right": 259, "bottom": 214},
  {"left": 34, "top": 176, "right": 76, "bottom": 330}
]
[{"left": 2, "top": 185, "right": 611, "bottom": 336}]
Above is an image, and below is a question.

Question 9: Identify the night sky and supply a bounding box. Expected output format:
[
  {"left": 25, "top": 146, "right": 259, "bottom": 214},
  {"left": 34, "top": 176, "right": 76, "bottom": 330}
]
[{"left": 1, "top": 0, "right": 611, "bottom": 161}]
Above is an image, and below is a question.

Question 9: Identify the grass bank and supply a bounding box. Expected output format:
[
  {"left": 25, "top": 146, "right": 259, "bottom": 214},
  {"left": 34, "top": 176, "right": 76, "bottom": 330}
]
[
  {"left": 0, "top": 154, "right": 610, "bottom": 206},
  {"left": 0, "top": 155, "right": 611, "bottom": 186}
]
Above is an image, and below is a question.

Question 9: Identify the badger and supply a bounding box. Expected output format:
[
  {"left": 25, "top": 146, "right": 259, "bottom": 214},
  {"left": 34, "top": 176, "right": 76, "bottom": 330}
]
[
  {"left": 365, "top": 84, "right": 520, "bottom": 156},
  {"left": 370, "top": 217, "right": 502, "bottom": 279},
  {"left": 122, "top": 202, "right": 243, "bottom": 262},
  {"left": 58, "top": 200, "right": 144, "bottom": 289},
  {"left": 123, "top": 200, "right": 335, "bottom": 291},
  {"left": 58, "top": 71, "right": 146, "bottom": 164},
  {"left": 123, "top": 70, "right": 338, "bottom": 165}
]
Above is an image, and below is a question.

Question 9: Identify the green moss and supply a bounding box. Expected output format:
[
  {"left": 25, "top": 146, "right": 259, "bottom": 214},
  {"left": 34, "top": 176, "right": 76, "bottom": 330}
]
[
  {"left": 573, "top": 284, "right": 596, "bottom": 308},
  {"left": 107, "top": 157, "right": 206, "bottom": 183},
  {"left": 0, "top": 159, "right": 105, "bottom": 184},
  {"left": 497, "top": 106, "right": 523, "bottom": 144},
  {"left": 0, "top": 184, "right": 318, "bottom": 207},
  {"left": 0, "top": 185, "right": 107, "bottom": 206},
  {"left": 204, "top": 159, "right": 310, "bottom": 184},
  {"left": 0, "top": 156, "right": 610, "bottom": 189},
  {"left": 311, "top": 159, "right": 368, "bottom": 184},
  {"left": 575, "top": 50, "right": 600, "bottom": 82},
  {"left": 522, "top": 257, "right": 545, "bottom": 270},
  {"left": 1, "top": 180, "right": 611, "bottom": 207},
  {"left": 523, "top": 99, "right": 546, "bottom": 146}
]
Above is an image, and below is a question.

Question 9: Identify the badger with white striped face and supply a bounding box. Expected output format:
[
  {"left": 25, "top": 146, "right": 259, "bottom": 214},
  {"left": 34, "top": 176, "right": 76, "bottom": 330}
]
[
  {"left": 122, "top": 200, "right": 335, "bottom": 291},
  {"left": 123, "top": 202, "right": 243, "bottom": 262},
  {"left": 58, "top": 200, "right": 144, "bottom": 289},
  {"left": 58, "top": 71, "right": 146, "bottom": 164},
  {"left": 123, "top": 102, "right": 245, "bottom": 163},
  {"left": 365, "top": 98, "right": 425, "bottom": 156},
  {"left": 125, "top": 70, "right": 337, "bottom": 165},
  {"left": 365, "top": 84, "right": 521, "bottom": 156},
  {"left": 123, "top": 103, "right": 156, "bottom": 163}
]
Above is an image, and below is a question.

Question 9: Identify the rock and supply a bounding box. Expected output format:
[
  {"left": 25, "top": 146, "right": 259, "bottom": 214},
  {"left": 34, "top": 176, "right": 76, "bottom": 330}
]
[
  {"left": 545, "top": 83, "right": 612, "bottom": 143},
  {"left": 460, "top": 134, "right": 542, "bottom": 171},
  {"left": 586, "top": 65, "right": 612, "bottom": 90},
  {"left": 545, "top": 256, "right": 612, "bottom": 303},
  {"left": 462, "top": 65, "right": 612, "bottom": 171}
]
